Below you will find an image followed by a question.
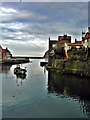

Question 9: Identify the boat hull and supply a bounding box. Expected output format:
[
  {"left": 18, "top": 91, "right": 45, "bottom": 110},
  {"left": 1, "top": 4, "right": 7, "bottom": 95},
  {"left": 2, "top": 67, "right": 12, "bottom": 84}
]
[{"left": 14, "top": 68, "right": 27, "bottom": 75}]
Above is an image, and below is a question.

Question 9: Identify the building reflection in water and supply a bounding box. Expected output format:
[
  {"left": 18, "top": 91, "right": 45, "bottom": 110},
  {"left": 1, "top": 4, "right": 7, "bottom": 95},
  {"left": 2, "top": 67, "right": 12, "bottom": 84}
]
[
  {"left": 15, "top": 73, "right": 27, "bottom": 86},
  {"left": 0, "top": 64, "right": 12, "bottom": 73},
  {"left": 48, "top": 70, "right": 90, "bottom": 118}
]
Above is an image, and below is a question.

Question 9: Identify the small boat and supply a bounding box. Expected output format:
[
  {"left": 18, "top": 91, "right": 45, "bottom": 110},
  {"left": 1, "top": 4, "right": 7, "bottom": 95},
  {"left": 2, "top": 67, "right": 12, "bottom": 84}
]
[
  {"left": 14, "top": 64, "right": 27, "bottom": 75},
  {"left": 40, "top": 62, "right": 48, "bottom": 67},
  {"left": 16, "top": 73, "right": 26, "bottom": 79}
]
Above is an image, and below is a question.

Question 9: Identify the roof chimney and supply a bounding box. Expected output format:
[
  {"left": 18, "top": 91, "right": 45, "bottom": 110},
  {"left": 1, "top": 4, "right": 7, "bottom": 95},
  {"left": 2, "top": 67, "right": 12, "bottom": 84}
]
[
  {"left": 49, "top": 37, "right": 50, "bottom": 41},
  {"left": 88, "top": 27, "right": 90, "bottom": 32},
  {"left": 0, "top": 45, "right": 2, "bottom": 49},
  {"left": 75, "top": 39, "right": 77, "bottom": 43}
]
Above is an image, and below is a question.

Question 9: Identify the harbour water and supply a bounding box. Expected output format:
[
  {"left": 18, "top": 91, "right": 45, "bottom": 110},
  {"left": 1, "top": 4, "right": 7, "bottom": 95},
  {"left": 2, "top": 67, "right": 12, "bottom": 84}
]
[{"left": 1, "top": 59, "right": 90, "bottom": 118}]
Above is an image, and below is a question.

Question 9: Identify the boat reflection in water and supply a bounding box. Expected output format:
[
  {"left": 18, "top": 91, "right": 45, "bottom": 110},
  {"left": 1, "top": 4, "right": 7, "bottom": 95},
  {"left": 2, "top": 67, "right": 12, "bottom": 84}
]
[
  {"left": 13, "top": 64, "right": 27, "bottom": 86},
  {"left": 15, "top": 72, "right": 27, "bottom": 86},
  {"left": 48, "top": 70, "right": 90, "bottom": 118},
  {"left": 15, "top": 73, "right": 27, "bottom": 79}
]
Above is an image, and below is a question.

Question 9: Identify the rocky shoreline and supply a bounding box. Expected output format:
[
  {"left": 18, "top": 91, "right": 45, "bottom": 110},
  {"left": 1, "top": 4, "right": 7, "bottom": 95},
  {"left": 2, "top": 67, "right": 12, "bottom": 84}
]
[{"left": 45, "top": 58, "right": 90, "bottom": 77}]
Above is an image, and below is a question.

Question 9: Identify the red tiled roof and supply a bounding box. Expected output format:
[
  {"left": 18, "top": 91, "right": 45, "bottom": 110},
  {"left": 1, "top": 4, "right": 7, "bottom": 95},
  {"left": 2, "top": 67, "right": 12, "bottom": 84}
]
[
  {"left": 67, "top": 41, "right": 83, "bottom": 46},
  {"left": 85, "top": 32, "right": 90, "bottom": 36},
  {"left": 82, "top": 35, "right": 90, "bottom": 40},
  {"left": 2, "top": 49, "right": 7, "bottom": 52}
]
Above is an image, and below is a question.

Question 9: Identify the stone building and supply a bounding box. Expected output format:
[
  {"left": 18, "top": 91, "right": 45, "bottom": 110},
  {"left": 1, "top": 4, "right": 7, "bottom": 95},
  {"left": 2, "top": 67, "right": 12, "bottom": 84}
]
[
  {"left": 49, "top": 34, "right": 71, "bottom": 58},
  {"left": 49, "top": 34, "right": 71, "bottom": 50},
  {"left": 48, "top": 34, "right": 71, "bottom": 65}
]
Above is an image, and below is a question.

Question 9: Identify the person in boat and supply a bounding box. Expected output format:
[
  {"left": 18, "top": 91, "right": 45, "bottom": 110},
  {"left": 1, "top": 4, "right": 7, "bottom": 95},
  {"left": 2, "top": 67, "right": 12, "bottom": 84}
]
[
  {"left": 16, "top": 64, "right": 20, "bottom": 69},
  {"left": 14, "top": 64, "right": 27, "bottom": 74}
]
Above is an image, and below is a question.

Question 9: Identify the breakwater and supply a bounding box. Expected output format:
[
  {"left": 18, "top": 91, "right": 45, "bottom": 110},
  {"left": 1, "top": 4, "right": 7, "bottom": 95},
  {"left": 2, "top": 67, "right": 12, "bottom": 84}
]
[
  {"left": 2, "top": 57, "right": 30, "bottom": 65},
  {"left": 2, "top": 56, "right": 44, "bottom": 65}
]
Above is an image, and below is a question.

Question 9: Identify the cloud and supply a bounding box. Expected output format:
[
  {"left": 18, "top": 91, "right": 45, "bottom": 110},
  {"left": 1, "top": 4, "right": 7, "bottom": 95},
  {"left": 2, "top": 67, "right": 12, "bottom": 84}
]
[
  {"left": 0, "top": 39, "right": 47, "bottom": 56},
  {"left": 0, "top": 2, "right": 88, "bottom": 56},
  {"left": 0, "top": 7, "right": 16, "bottom": 13},
  {"left": 0, "top": 6, "right": 47, "bottom": 23}
]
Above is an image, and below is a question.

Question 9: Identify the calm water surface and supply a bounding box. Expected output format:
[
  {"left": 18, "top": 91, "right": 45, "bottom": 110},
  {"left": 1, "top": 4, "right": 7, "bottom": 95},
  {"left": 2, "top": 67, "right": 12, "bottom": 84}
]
[{"left": 1, "top": 59, "right": 90, "bottom": 118}]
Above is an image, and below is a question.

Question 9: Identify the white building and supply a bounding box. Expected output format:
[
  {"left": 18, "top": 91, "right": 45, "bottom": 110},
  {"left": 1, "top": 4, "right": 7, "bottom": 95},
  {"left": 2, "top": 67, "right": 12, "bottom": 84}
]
[{"left": 82, "top": 27, "right": 90, "bottom": 48}]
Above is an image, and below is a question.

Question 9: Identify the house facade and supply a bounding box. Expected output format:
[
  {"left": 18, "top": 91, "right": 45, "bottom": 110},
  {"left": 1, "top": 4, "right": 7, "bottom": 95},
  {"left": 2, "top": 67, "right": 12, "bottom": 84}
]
[
  {"left": 58, "top": 34, "right": 71, "bottom": 43},
  {"left": 82, "top": 27, "right": 90, "bottom": 56},
  {"left": 66, "top": 41, "right": 83, "bottom": 50},
  {"left": 0, "top": 45, "right": 12, "bottom": 62},
  {"left": 48, "top": 34, "right": 72, "bottom": 59},
  {"left": 0, "top": 45, "right": 2, "bottom": 62},
  {"left": 82, "top": 27, "right": 90, "bottom": 48}
]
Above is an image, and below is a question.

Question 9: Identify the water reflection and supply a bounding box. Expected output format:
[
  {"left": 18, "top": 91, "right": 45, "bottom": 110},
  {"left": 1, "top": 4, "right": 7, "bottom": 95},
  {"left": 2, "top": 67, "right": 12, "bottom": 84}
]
[
  {"left": 48, "top": 70, "right": 90, "bottom": 118},
  {"left": 0, "top": 64, "right": 12, "bottom": 73},
  {"left": 15, "top": 73, "right": 27, "bottom": 79},
  {"left": 14, "top": 73, "right": 27, "bottom": 86}
]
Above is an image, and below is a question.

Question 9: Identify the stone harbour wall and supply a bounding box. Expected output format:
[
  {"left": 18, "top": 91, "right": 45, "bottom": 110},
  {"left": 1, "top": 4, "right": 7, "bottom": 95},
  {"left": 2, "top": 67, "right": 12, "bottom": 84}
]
[{"left": 47, "top": 58, "right": 90, "bottom": 77}]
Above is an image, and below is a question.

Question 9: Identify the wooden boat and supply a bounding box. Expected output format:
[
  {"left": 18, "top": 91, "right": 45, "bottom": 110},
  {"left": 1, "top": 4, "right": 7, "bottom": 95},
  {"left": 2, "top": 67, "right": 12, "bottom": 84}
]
[
  {"left": 40, "top": 62, "right": 48, "bottom": 67},
  {"left": 14, "top": 64, "right": 27, "bottom": 75},
  {"left": 16, "top": 73, "right": 26, "bottom": 79}
]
